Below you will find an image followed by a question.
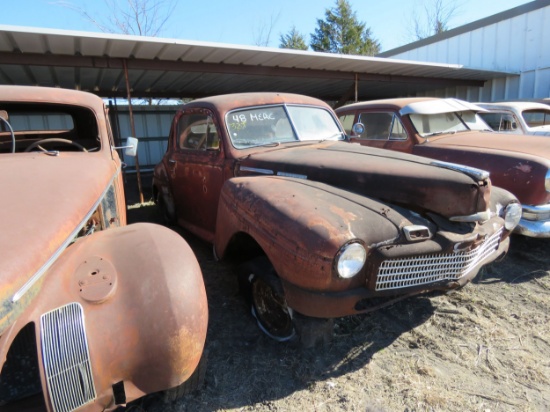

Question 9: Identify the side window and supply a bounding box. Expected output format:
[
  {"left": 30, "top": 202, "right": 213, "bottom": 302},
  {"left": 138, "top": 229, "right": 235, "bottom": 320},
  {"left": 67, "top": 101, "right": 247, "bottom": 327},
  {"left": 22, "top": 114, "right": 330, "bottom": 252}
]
[
  {"left": 338, "top": 113, "right": 355, "bottom": 135},
  {"left": 478, "top": 112, "right": 518, "bottom": 132},
  {"left": 357, "top": 112, "right": 393, "bottom": 140},
  {"left": 389, "top": 115, "right": 407, "bottom": 140},
  {"left": 177, "top": 113, "right": 219, "bottom": 151},
  {"left": 523, "top": 110, "right": 550, "bottom": 127}
]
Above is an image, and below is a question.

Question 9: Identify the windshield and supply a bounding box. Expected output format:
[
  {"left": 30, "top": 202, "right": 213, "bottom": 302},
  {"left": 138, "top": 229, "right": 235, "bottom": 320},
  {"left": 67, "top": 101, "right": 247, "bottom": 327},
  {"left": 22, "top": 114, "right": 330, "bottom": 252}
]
[
  {"left": 409, "top": 110, "right": 490, "bottom": 137},
  {"left": 226, "top": 104, "right": 344, "bottom": 149}
]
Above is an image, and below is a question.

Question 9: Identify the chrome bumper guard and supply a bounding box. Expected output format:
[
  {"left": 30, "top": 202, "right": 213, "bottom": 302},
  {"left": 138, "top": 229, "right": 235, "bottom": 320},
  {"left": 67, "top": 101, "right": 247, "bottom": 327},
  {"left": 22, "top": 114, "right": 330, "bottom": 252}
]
[
  {"left": 375, "top": 228, "right": 503, "bottom": 291},
  {"left": 515, "top": 203, "right": 550, "bottom": 238}
]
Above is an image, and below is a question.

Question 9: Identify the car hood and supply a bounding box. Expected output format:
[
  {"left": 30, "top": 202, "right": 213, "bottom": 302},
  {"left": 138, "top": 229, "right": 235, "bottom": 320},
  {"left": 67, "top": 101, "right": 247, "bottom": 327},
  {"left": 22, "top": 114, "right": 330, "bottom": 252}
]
[
  {"left": 426, "top": 131, "right": 550, "bottom": 156},
  {"left": 414, "top": 131, "right": 550, "bottom": 205},
  {"left": 236, "top": 141, "right": 490, "bottom": 218},
  {"left": 0, "top": 153, "right": 117, "bottom": 334}
]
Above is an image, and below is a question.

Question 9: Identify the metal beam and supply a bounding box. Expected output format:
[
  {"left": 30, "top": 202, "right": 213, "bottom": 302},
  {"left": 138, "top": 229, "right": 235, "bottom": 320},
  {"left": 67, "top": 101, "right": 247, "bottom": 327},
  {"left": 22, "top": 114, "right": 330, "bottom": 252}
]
[{"left": 0, "top": 52, "right": 486, "bottom": 88}]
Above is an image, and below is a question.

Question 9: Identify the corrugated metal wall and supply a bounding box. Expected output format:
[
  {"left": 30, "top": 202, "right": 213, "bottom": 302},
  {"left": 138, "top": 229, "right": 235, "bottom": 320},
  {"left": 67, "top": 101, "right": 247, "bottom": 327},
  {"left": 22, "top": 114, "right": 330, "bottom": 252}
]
[
  {"left": 384, "top": 4, "right": 550, "bottom": 102},
  {"left": 111, "top": 104, "right": 178, "bottom": 171}
]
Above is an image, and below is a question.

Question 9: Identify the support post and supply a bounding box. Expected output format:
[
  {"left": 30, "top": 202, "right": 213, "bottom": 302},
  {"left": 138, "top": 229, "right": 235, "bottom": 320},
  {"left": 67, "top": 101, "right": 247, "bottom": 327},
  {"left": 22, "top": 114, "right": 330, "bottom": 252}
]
[{"left": 123, "top": 59, "right": 144, "bottom": 204}]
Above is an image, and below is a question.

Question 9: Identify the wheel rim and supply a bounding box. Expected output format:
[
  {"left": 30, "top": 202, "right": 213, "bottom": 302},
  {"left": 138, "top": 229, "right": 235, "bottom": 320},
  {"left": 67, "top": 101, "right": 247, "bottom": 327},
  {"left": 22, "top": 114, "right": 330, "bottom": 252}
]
[{"left": 251, "top": 277, "right": 295, "bottom": 341}]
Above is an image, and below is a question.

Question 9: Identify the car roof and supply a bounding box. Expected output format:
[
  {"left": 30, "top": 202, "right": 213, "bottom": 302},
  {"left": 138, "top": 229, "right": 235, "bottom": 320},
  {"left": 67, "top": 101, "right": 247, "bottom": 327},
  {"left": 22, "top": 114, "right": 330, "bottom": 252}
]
[
  {"left": 182, "top": 92, "right": 331, "bottom": 115},
  {"left": 336, "top": 97, "right": 436, "bottom": 112},
  {"left": 0, "top": 85, "right": 105, "bottom": 112},
  {"left": 337, "top": 97, "right": 486, "bottom": 116},
  {"left": 476, "top": 101, "right": 550, "bottom": 112}
]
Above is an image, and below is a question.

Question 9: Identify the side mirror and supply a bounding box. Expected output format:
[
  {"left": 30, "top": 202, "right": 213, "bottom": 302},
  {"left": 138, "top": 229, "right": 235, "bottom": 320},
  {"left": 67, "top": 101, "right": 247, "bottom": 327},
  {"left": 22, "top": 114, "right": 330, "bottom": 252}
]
[
  {"left": 352, "top": 122, "right": 365, "bottom": 136},
  {"left": 112, "top": 137, "right": 139, "bottom": 157},
  {"left": 124, "top": 137, "right": 139, "bottom": 157}
]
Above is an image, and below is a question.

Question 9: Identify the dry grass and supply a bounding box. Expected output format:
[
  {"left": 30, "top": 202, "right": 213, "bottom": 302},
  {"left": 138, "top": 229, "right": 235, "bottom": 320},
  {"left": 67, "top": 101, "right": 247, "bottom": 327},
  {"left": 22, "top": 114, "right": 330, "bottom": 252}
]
[{"left": 125, "top": 190, "right": 550, "bottom": 412}]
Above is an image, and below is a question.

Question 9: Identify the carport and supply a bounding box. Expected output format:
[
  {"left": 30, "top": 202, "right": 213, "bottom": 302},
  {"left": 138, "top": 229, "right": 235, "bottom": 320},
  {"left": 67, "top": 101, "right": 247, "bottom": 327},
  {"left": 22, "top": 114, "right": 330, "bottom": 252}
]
[
  {"left": 0, "top": 25, "right": 516, "bottom": 201},
  {"left": 0, "top": 25, "right": 514, "bottom": 103}
]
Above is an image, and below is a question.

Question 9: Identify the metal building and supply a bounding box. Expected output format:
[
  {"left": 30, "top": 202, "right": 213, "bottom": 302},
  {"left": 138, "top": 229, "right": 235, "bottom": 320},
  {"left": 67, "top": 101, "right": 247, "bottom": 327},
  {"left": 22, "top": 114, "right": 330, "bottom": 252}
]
[{"left": 378, "top": 0, "right": 550, "bottom": 102}]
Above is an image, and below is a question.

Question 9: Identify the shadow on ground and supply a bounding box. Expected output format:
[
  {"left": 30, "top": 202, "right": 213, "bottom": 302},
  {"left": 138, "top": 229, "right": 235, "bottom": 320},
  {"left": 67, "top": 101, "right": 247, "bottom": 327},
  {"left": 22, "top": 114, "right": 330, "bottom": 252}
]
[{"left": 125, "top": 198, "right": 435, "bottom": 411}]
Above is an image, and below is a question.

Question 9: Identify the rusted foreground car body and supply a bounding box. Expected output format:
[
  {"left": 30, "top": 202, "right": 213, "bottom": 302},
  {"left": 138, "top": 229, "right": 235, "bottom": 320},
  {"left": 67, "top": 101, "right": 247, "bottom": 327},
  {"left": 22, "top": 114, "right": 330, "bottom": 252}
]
[
  {"left": 154, "top": 92, "right": 520, "bottom": 345},
  {"left": 0, "top": 86, "right": 208, "bottom": 411},
  {"left": 476, "top": 101, "right": 550, "bottom": 136},
  {"left": 336, "top": 97, "right": 550, "bottom": 238}
]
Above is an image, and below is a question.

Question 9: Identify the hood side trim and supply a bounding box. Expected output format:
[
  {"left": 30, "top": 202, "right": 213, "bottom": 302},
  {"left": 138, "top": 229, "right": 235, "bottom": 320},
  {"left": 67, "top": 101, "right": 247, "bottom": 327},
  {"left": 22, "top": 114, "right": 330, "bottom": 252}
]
[
  {"left": 11, "top": 168, "right": 121, "bottom": 303},
  {"left": 430, "top": 160, "right": 490, "bottom": 181}
]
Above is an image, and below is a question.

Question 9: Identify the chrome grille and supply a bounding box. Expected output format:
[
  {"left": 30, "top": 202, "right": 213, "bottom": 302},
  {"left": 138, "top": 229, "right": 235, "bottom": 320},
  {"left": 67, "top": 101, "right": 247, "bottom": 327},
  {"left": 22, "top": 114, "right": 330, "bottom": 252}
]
[
  {"left": 40, "top": 303, "right": 96, "bottom": 412},
  {"left": 376, "top": 229, "right": 503, "bottom": 291}
]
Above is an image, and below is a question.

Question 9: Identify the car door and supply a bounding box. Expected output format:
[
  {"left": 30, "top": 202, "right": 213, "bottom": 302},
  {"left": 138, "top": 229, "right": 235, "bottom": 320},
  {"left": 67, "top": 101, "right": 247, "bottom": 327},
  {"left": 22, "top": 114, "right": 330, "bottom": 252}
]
[{"left": 167, "top": 108, "right": 225, "bottom": 241}]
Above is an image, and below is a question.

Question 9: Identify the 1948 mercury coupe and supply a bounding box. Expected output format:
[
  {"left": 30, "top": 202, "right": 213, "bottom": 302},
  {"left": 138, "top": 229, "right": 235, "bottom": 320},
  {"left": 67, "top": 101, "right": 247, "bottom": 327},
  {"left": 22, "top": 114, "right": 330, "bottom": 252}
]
[{"left": 154, "top": 92, "right": 520, "bottom": 346}]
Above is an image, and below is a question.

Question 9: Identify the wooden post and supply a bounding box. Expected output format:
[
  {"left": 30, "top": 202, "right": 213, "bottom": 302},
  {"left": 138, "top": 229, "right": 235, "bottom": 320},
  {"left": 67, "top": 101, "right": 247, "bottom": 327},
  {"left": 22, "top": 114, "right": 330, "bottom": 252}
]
[{"left": 355, "top": 73, "right": 358, "bottom": 102}]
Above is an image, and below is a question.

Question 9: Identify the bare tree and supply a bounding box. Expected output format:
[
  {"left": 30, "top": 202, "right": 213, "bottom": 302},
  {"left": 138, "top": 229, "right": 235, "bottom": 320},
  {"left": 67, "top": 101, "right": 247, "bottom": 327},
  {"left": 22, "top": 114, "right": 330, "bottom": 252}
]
[
  {"left": 252, "top": 12, "right": 281, "bottom": 47},
  {"left": 59, "top": 0, "right": 177, "bottom": 37},
  {"left": 408, "top": 0, "right": 461, "bottom": 41},
  {"left": 59, "top": 0, "right": 178, "bottom": 105}
]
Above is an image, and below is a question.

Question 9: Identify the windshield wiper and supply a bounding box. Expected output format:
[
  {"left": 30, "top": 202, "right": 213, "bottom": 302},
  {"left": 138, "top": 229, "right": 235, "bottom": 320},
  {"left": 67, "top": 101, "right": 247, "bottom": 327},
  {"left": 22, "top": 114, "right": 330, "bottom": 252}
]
[
  {"left": 319, "top": 132, "right": 345, "bottom": 141},
  {"left": 257, "top": 142, "right": 281, "bottom": 147},
  {"left": 424, "top": 131, "right": 446, "bottom": 137}
]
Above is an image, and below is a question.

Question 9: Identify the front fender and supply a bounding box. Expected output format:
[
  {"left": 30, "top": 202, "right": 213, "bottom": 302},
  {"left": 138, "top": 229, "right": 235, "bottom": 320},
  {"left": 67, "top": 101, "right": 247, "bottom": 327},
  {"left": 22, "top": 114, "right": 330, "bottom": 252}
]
[
  {"left": 215, "top": 176, "right": 403, "bottom": 292},
  {"left": 3, "top": 223, "right": 207, "bottom": 410},
  {"left": 489, "top": 185, "right": 520, "bottom": 217}
]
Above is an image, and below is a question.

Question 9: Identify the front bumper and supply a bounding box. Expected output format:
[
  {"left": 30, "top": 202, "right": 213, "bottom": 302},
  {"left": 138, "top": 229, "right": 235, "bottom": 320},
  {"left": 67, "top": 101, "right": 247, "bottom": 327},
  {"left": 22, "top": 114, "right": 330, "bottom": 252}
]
[
  {"left": 283, "top": 228, "right": 510, "bottom": 319},
  {"left": 514, "top": 204, "right": 550, "bottom": 238}
]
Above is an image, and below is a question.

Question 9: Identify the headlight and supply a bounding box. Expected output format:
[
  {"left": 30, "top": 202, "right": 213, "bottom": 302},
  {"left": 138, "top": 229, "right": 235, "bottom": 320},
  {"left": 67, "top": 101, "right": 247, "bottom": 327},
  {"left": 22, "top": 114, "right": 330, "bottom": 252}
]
[
  {"left": 336, "top": 242, "right": 367, "bottom": 279},
  {"left": 504, "top": 202, "right": 522, "bottom": 231}
]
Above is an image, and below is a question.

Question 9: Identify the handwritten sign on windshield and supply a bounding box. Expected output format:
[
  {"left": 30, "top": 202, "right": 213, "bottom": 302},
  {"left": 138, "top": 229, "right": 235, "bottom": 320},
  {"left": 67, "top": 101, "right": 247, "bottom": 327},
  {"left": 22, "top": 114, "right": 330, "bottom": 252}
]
[{"left": 231, "top": 112, "right": 275, "bottom": 123}]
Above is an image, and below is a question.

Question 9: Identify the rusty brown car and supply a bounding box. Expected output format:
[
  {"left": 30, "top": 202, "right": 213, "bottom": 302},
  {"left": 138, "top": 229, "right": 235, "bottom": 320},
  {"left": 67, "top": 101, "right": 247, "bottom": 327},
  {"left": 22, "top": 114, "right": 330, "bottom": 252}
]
[
  {"left": 153, "top": 92, "right": 520, "bottom": 346},
  {"left": 0, "top": 86, "right": 208, "bottom": 411},
  {"left": 336, "top": 97, "right": 550, "bottom": 238}
]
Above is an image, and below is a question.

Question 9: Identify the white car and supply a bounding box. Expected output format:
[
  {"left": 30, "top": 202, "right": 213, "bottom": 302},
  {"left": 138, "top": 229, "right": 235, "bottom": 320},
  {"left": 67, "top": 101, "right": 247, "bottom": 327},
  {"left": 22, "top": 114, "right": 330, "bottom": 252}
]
[{"left": 476, "top": 101, "right": 550, "bottom": 136}]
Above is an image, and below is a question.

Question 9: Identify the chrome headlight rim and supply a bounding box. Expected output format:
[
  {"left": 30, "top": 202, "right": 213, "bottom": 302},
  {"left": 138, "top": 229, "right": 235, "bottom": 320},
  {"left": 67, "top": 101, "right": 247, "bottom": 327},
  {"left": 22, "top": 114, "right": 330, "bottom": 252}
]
[
  {"left": 504, "top": 202, "right": 522, "bottom": 231},
  {"left": 335, "top": 241, "right": 367, "bottom": 279}
]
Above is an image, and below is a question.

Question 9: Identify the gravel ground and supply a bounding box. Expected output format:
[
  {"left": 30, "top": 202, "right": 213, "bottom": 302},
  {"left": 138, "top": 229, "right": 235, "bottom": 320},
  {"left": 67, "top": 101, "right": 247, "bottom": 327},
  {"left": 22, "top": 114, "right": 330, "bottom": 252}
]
[{"left": 124, "top": 172, "right": 550, "bottom": 412}]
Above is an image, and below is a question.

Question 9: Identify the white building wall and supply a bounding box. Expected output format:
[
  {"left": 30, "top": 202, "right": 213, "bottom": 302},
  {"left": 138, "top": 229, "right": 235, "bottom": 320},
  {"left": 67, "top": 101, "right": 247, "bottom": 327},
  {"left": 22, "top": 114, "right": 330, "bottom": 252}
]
[{"left": 384, "top": 3, "right": 550, "bottom": 101}]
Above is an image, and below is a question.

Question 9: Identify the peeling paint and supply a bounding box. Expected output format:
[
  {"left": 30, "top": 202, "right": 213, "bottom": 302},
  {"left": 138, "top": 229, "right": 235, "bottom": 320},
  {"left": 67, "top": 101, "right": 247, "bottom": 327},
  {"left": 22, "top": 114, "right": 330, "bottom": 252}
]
[{"left": 514, "top": 163, "right": 533, "bottom": 173}]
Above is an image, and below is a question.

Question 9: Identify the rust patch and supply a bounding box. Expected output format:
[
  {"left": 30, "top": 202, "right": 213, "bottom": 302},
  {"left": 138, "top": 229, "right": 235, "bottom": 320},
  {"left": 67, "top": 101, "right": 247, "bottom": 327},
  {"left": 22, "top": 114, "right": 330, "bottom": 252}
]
[
  {"left": 514, "top": 163, "right": 533, "bottom": 173},
  {"left": 328, "top": 205, "right": 358, "bottom": 223}
]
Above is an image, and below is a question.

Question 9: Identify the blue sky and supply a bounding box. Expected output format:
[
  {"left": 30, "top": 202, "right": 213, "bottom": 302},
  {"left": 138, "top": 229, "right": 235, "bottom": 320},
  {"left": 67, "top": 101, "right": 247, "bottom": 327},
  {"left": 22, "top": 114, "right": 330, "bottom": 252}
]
[{"left": 2, "top": 0, "right": 532, "bottom": 51}]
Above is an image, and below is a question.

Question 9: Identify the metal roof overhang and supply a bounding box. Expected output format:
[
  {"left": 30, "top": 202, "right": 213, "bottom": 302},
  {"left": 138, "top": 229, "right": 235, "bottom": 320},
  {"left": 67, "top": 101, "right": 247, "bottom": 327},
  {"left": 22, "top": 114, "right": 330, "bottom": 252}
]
[{"left": 0, "top": 25, "right": 516, "bottom": 102}]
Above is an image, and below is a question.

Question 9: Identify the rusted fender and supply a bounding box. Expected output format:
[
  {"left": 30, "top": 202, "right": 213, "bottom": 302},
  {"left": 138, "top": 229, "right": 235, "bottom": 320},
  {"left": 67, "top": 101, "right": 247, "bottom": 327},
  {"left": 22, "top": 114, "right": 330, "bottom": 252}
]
[
  {"left": 0, "top": 223, "right": 208, "bottom": 411},
  {"left": 215, "top": 176, "right": 415, "bottom": 292}
]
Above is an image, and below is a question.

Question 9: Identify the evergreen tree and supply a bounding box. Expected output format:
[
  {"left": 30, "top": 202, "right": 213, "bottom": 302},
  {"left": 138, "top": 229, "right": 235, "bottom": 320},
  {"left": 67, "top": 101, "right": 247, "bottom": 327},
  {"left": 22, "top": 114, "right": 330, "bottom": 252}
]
[
  {"left": 279, "top": 27, "right": 309, "bottom": 50},
  {"left": 310, "top": 0, "right": 380, "bottom": 56}
]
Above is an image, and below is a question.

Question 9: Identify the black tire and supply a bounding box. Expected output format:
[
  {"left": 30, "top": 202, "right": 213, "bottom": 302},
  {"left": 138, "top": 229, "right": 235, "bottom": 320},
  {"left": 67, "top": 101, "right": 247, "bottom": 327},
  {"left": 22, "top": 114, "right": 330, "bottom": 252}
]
[
  {"left": 238, "top": 257, "right": 296, "bottom": 342},
  {"left": 156, "top": 190, "right": 176, "bottom": 225},
  {"left": 161, "top": 350, "right": 208, "bottom": 403}
]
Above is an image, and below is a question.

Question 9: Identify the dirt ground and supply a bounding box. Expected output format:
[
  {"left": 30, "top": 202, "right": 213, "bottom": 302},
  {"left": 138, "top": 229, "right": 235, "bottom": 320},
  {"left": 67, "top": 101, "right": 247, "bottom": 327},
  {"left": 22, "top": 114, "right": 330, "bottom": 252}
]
[{"left": 124, "top": 174, "right": 550, "bottom": 412}]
